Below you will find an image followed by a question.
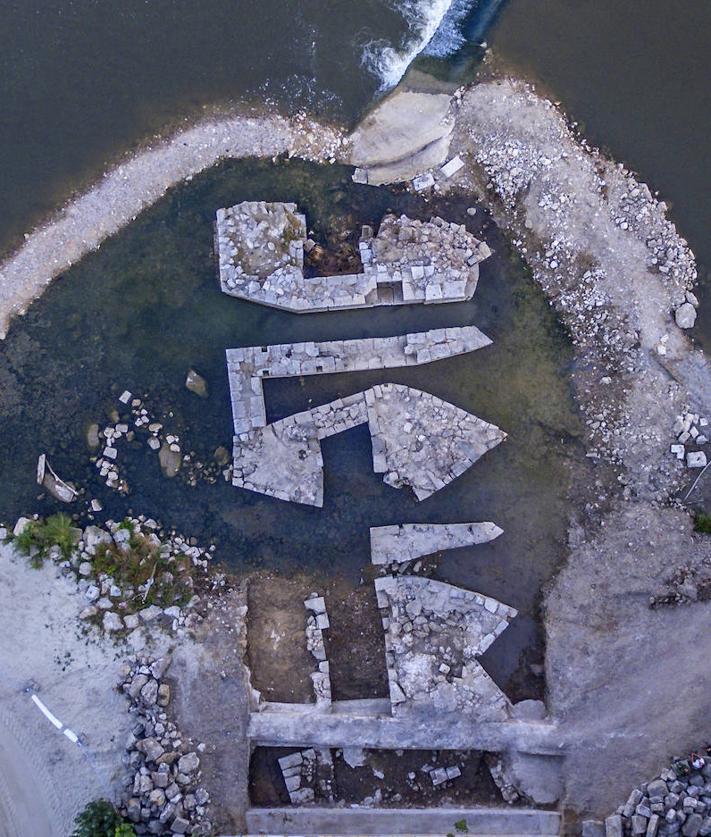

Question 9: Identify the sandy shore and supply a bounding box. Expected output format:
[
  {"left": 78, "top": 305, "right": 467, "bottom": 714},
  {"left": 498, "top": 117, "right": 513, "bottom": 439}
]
[{"left": 0, "top": 110, "right": 348, "bottom": 339}]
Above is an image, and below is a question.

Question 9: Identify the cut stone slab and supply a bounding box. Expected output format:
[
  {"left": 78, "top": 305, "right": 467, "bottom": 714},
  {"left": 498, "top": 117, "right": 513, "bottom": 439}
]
[
  {"left": 349, "top": 91, "right": 454, "bottom": 185},
  {"left": 370, "top": 521, "right": 503, "bottom": 565}
]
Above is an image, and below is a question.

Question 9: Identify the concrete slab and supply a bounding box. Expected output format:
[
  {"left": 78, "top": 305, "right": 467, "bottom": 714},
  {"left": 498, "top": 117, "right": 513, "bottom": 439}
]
[{"left": 245, "top": 805, "right": 562, "bottom": 835}]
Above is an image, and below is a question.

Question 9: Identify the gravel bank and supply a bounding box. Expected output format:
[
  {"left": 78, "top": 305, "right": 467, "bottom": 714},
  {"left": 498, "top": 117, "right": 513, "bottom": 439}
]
[
  {"left": 447, "top": 77, "right": 711, "bottom": 823},
  {"left": 0, "top": 110, "right": 347, "bottom": 339}
]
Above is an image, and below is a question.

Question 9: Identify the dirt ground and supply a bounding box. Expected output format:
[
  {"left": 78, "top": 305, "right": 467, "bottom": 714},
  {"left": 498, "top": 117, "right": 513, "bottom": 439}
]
[
  {"left": 246, "top": 571, "right": 389, "bottom": 705},
  {"left": 250, "top": 746, "right": 506, "bottom": 808},
  {"left": 321, "top": 573, "right": 388, "bottom": 701},
  {"left": 247, "top": 574, "right": 315, "bottom": 704}
]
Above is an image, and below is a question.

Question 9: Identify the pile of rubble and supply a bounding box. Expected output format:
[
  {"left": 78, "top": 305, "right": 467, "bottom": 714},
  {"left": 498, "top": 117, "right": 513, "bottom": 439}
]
[
  {"left": 374, "top": 575, "right": 517, "bottom": 719},
  {"left": 277, "top": 748, "right": 334, "bottom": 805},
  {"left": 89, "top": 389, "right": 228, "bottom": 491},
  {"left": 304, "top": 593, "right": 332, "bottom": 705},
  {"left": 604, "top": 756, "right": 711, "bottom": 837},
  {"left": 119, "top": 655, "right": 211, "bottom": 835},
  {"left": 670, "top": 411, "right": 709, "bottom": 470},
  {"left": 10, "top": 514, "right": 217, "bottom": 635},
  {"left": 458, "top": 79, "right": 699, "bottom": 497}
]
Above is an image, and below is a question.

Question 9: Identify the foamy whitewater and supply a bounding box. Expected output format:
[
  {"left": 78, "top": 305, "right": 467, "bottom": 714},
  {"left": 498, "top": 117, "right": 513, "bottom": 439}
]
[{"left": 363, "top": 0, "right": 478, "bottom": 89}]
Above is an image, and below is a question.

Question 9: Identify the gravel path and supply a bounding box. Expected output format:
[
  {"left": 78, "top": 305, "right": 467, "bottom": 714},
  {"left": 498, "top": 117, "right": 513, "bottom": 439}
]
[{"left": 0, "top": 110, "right": 347, "bottom": 339}]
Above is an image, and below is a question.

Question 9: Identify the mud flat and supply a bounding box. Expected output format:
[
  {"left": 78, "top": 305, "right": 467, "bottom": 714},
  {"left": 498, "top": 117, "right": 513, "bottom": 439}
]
[{"left": 0, "top": 111, "right": 347, "bottom": 339}]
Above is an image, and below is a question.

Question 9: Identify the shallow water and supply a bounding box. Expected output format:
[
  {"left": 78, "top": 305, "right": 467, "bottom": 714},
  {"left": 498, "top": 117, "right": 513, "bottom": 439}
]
[{"left": 0, "top": 159, "right": 579, "bottom": 693}]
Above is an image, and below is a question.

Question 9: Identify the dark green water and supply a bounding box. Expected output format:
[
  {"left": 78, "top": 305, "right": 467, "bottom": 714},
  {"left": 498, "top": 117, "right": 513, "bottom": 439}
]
[
  {"left": 492, "top": 0, "right": 711, "bottom": 345},
  {"left": 0, "top": 159, "right": 579, "bottom": 694}
]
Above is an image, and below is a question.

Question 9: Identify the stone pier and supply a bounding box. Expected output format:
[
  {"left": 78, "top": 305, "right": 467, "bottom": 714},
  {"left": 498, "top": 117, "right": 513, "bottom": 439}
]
[
  {"left": 227, "top": 326, "right": 504, "bottom": 506},
  {"left": 370, "top": 521, "right": 504, "bottom": 566},
  {"left": 216, "top": 202, "right": 492, "bottom": 312}
]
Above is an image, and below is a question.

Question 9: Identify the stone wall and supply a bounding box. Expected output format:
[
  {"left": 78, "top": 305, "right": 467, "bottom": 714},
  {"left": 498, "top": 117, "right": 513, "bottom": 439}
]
[{"left": 217, "top": 202, "right": 491, "bottom": 313}]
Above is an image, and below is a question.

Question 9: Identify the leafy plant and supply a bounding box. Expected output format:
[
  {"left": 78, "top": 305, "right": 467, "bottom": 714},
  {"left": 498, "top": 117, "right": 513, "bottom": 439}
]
[
  {"left": 454, "top": 819, "right": 469, "bottom": 833},
  {"left": 12, "top": 513, "right": 77, "bottom": 566},
  {"left": 694, "top": 512, "right": 711, "bottom": 534},
  {"left": 92, "top": 530, "right": 193, "bottom": 613},
  {"left": 70, "top": 799, "right": 135, "bottom": 837}
]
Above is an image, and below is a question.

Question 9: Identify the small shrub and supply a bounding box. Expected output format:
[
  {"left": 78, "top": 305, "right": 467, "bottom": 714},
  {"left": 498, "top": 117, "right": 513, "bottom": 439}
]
[
  {"left": 12, "top": 513, "right": 77, "bottom": 566},
  {"left": 694, "top": 512, "right": 711, "bottom": 534},
  {"left": 71, "top": 799, "right": 135, "bottom": 837},
  {"left": 92, "top": 531, "right": 193, "bottom": 613},
  {"left": 454, "top": 819, "right": 468, "bottom": 833}
]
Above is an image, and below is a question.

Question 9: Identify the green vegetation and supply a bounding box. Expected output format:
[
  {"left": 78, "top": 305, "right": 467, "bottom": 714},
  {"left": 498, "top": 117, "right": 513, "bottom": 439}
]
[
  {"left": 454, "top": 819, "right": 469, "bottom": 833},
  {"left": 70, "top": 800, "right": 135, "bottom": 837},
  {"left": 694, "top": 512, "right": 711, "bottom": 534},
  {"left": 12, "top": 513, "right": 77, "bottom": 566},
  {"left": 92, "top": 523, "right": 193, "bottom": 613}
]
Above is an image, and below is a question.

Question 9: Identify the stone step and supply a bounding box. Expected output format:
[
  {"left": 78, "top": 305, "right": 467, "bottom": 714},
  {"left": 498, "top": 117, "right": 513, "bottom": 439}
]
[{"left": 243, "top": 806, "right": 561, "bottom": 836}]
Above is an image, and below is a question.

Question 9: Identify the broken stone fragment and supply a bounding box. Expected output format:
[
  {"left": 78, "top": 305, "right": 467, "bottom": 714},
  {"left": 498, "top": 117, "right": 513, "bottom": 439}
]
[
  {"left": 675, "top": 302, "right": 697, "bottom": 329},
  {"left": 185, "top": 368, "right": 208, "bottom": 398},
  {"left": 102, "top": 611, "right": 123, "bottom": 632},
  {"left": 158, "top": 443, "right": 182, "bottom": 478}
]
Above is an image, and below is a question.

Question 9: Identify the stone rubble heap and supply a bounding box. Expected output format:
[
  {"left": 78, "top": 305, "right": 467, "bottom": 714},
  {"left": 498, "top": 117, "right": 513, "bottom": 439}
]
[
  {"left": 217, "top": 202, "right": 491, "bottom": 312},
  {"left": 277, "top": 748, "right": 335, "bottom": 805},
  {"left": 304, "top": 594, "right": 332, "bottom": 706},
  {"left": 605, "top": 757, "right": 711, "bottom": 837},
  {"left": 119, "top": 655, "right": 211, "bottom": 836},
  {"left": 8, "top": 514, "right": 216, "bottom": 636},
  {"left": 459, "top": 80, "right": 699, "bottom": 499},
  {"left": 370, "top": 521, "right": 503, "bottom": 567},
  {"left": 670, "top": 410, "right": 709, "bottom": 470},
  {"left": 374, "top": 575, "right": 517, "bottom": 719}
]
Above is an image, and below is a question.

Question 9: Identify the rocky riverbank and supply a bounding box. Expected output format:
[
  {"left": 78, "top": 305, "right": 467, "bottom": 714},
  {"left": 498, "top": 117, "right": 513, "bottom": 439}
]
[
  {"left": 434, "top": 76, "right": 711, "bottom": 824},
  {"left": 0, "top": 109, "right": 347, "bottom": 339}
]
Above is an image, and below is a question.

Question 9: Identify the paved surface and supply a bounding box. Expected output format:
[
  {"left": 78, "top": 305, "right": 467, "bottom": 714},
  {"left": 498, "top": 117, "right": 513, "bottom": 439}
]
[
  {"left": 370, "top": 522, "right": 503, "bottom": 566},
  {"left": 248, "top": 707, "right": 562, "bottom": 755}
]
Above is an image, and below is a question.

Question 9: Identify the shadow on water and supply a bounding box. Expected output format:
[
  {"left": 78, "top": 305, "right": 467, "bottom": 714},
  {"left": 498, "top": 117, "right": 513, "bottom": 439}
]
[{"left": 0, "top": 158, "right": 581, "bottom": 696}]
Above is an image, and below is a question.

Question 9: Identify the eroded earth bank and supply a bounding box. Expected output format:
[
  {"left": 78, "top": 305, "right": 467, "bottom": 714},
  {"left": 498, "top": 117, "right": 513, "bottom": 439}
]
[{"left": 2, "top": 70, "right": 711, "bottom": 837}]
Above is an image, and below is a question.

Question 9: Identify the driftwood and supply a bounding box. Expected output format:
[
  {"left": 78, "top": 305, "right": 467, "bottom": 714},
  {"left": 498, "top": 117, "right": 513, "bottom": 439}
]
[{"left": 36, "top": 454, "right": 78, "bottom": 503}]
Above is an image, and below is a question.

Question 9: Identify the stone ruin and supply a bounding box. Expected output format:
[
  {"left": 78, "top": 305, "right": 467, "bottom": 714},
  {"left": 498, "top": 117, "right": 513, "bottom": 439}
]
[
  {"left": 226, "top": 328, "right": 504, "bottom": 506},
  {"left": 370, "top": 521, "right": 503, "bottom": 567},
  {"left": 374, "top": 575, "right": 517, "bottom": 721},
  {"left": 216, "top": 201, "right": 492, "bottom": 312}
]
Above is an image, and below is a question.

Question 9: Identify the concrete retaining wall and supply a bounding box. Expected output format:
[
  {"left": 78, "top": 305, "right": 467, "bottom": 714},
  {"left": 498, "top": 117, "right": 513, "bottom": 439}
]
[{"left": 243, "top": 805, "right": 561, "bottom": 835}]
